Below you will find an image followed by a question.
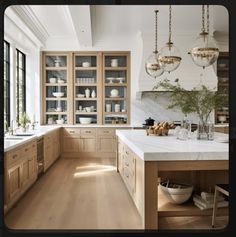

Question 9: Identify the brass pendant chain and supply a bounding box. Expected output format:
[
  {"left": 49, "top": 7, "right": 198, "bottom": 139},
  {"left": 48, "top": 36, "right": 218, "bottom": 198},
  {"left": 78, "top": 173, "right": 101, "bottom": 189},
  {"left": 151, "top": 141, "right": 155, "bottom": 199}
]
[
  {"left": 169, "top": 5, "right": 172, "bottom": 44},
  {"left": 201, "top": 5, "right": 205, "bottom": 33},
  {"left": 207, "top": 5, "right": 209, "bottom": 34},
  {"left": 154, "top": 10, "right": 158, "bottom": 53}
]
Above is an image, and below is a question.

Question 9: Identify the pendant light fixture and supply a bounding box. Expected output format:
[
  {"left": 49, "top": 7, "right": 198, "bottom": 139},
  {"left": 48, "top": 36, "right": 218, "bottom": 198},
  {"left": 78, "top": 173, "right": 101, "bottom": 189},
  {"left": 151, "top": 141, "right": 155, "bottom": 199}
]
[
  {"left": 189, "top": 5, "right": 219, "bottom": 69},
  {"left": 145, "top": 10, "right": 164, "bottom": 78},
  {"left": 160, "top": 5, "right": 182, "bottom": 73}
]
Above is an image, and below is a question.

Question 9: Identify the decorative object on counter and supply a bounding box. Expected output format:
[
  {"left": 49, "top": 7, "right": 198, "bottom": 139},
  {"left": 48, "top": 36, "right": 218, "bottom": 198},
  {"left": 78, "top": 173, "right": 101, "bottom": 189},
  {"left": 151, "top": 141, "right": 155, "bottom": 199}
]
[
  {"left": 18, "top": 112, "right": 31, "bottom": 132},
  {"left": 111, "top": 59, "right": 118, "bottom": 67},
  {"left": 85, "top": 88, "right": 90, "bottom": 98},
  {"left": 146, "top": 121, "right": 174, "bottom": 136},
  {"left": 56, "top": 118, "right": 64, "bottom": 124},
  {"left": 91, "top": 90, "right": 96, "bottom": 98},
  {"left": 110, "top": 89, "right": 119, "bottom": 97},
  {"left": 160, "top": 180, "right": 194, "bottom": 204},
  {"left": 106, "top": 104, "right": 111, "bottom": 112},
  {"left": 189, "top": 5, "right": 219, "bottom": 69},
  {"left": 114, "top": 104, "right": 121, "bottom": 112},
  {"left": 153, "top": 78, "right": 228, "bottom": 140},
  {"left": 52, "top": 92, "right": 64, "bottom": 98},
  {"left": 82, "top": 62, "right": 90, "bottom": 67},
  {"left": 145, "top": 10, "right": 164, "bottom": 78},
  {"left": 177, "top": 116, "right": 192, "bottom": 140},
  {"left": 143, "top": 117, "right": 155, "bottom": 126},
  {"left": 79, "top": 117, "right": 92, "bottom": 124},
  {"left": 159, "top": 5, "right": 182, "bottom": 73},
  {"left": 49, "top": 77, "right": 57, "bottom": 83}
]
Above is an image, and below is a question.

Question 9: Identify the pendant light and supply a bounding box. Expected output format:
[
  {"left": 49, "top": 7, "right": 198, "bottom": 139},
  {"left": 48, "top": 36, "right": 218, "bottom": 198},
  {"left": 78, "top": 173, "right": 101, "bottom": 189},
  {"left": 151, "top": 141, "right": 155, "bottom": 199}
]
[
  {"left": 145, "top": 10, "right": 164, "bottom": 78},
  {"left": 189, "top": 5, "right": 219, "bottom": 69},
  {"left": 160, "top": 5, "right": 182, "bottom": 73}
]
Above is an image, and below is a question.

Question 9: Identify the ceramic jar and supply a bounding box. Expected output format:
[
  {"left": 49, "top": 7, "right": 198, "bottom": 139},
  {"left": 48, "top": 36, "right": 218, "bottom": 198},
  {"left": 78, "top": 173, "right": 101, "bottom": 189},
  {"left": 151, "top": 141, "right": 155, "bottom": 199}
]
[
  {"left": 106, "top": 104, "right": 111, "bottom": 112},
  {"left": 111, "top": 59, "right": 118, "bottom": 67},
  {"left": 85, "top": 88, "right": 90, "bottom": 98},
  {"left": 91, "top": 90, "right": 96, "bottom": 98},
  {"left": 115, "top": 104, "right": 120, "bottom": 112}
]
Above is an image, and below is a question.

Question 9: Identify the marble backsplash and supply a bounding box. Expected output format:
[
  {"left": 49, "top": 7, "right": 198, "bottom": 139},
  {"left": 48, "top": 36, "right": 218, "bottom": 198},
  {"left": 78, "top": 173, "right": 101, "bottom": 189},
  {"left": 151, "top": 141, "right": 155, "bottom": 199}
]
[{"left": 131, "top": 92, "right": 209, "bottom": 126}]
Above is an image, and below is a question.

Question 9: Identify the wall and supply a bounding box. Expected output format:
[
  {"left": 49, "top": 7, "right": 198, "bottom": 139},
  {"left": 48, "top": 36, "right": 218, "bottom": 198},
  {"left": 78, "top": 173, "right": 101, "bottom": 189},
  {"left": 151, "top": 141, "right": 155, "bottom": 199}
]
[{"left": 4, "top": 8, "right": 43, "bottom": 125}]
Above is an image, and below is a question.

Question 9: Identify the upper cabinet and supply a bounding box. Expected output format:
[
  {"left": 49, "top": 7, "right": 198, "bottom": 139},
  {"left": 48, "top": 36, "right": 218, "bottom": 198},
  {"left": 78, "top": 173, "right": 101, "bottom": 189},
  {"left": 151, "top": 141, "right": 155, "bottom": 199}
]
[
  {"left": 41, "top": 52, "right": 73, "bottom": 125},
  {"left": 41, "top": 51, "right": 130, "bottom": 125},
  {"left": 102, "top": 52, "right": 130, "bottom": 125},
  {"left": 215, "top": 52, "right": 229, "bottom": 125}
]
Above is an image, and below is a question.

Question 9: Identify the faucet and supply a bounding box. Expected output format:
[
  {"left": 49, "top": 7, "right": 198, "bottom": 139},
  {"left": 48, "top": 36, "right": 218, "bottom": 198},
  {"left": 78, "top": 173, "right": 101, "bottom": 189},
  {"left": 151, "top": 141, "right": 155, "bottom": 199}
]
[{"left": 31, "top": 121, "right": 38, "bottom": 130}]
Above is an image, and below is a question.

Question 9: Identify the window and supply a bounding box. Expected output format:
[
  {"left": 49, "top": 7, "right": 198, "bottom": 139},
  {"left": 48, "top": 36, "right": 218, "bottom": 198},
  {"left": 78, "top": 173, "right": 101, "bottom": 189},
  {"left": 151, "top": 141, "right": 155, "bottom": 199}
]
[
  {"left": 4, "top": 41, "right": 10, "bottom": 130},
  {"left": 16, "top": 49, "right": 26, "bottom": 123}
]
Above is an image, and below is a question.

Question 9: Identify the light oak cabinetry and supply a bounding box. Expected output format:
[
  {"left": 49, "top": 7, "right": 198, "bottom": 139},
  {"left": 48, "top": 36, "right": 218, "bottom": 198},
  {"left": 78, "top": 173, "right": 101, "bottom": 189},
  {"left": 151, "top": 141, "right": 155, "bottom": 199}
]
[
  {"left": 97, "top": 128, "right": 116, "bottom": 153},
  {"left": 44, "top": 128, "right": 61, "bottom": 172},
  {"left": 41, "top": 51, "right": 130, "bottom": 125},
  {"left": 4, "top": 140, "right": 37, "bottom": 214}
]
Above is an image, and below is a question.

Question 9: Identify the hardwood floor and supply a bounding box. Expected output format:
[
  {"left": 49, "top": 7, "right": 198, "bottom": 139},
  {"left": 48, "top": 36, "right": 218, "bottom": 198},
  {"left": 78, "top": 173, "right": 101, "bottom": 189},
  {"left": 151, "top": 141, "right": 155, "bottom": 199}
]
[
  {"left": 4, "top": 157, "right": 142, "bottom": 230},
  {"left": 4, "top": 157, "right": 228, "bottom": 230}
]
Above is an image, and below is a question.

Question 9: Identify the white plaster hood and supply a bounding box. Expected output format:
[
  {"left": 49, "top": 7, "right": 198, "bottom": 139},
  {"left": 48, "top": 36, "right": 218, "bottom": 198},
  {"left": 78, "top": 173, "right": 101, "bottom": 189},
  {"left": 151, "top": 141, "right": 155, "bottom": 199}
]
[{"left": 137, "top": 31, "right": 218, "bottom": 93}]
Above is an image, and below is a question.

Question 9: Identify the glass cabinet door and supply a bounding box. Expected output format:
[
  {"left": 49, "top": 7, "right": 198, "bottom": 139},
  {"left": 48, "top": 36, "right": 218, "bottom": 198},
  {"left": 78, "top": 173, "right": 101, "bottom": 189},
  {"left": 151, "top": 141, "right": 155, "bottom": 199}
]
[{"left": 103, "top": 52, "right": 130, "bottom": 124}]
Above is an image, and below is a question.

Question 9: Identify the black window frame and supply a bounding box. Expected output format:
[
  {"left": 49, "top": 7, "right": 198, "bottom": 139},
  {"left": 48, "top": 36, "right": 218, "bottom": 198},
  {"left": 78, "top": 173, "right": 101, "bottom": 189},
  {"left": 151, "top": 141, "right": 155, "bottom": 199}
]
[
  {"left": 16, "top": 49, "right": 26, "bottom": 123},
  {"left": 4, "top": 40, "right": 10, "bottom": 130}
]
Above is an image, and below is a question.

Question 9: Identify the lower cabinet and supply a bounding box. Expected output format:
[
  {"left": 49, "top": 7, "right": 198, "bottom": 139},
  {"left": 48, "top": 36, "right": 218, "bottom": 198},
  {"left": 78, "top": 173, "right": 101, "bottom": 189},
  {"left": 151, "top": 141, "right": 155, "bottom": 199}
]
[
  {"left": 4, "top": 140, "right": 37, "bottom": 214},
  {"left": 97, "top": 136, "right": 115, "bottom": 152},
  {"left": 63, "top": 137, "right": 81, "bottom": 153},
  {"left": 81, "top": 137, "right": 96, "bottom": 152}
]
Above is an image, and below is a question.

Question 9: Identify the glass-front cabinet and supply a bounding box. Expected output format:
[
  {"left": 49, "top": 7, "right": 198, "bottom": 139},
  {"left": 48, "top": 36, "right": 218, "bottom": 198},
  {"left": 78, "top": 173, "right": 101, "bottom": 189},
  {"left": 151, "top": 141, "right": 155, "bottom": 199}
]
[
  {"left": 215, "top": 52, "right": 229, "bottom": 124},
  {"left": 102, "top": 52, "right": 130, "bottom": 124},
  {"left": 41, "top": 51, "right": 130, "bottom": 125},
  {"left": 42, "top": 52, "right": 73, "bottom": 125},
  {"left": 74, "top": 52, "right": 102, "bottom": 124}
]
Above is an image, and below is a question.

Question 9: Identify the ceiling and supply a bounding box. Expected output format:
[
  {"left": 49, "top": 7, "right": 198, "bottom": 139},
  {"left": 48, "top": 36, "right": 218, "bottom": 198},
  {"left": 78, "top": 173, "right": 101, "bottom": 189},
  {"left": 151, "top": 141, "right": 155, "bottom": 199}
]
[{"left": 10, "top": 5, "right": 229, "bottom": 47}]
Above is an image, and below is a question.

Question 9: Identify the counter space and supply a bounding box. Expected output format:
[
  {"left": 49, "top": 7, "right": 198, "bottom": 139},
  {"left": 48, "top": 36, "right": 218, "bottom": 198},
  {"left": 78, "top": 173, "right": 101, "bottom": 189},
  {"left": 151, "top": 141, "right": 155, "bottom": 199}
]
[
  {"left": 4, "top": 126, "right": 60, "bottom": 152},
  {"left": 116, "top": 130, "right": 228, "bottom": 161}
]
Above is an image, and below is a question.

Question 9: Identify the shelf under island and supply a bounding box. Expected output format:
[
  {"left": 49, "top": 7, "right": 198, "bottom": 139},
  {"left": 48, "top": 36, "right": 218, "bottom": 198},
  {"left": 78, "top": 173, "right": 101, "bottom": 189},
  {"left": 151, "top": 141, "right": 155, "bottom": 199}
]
[{"left": 116, "top": 129, "right": 229, "bottom": 229}]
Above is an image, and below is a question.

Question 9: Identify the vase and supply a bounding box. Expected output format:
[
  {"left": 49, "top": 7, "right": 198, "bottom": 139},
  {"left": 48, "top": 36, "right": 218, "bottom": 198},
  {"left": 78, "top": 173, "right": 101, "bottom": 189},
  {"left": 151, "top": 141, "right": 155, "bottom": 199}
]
[
  {"left": 85, "top": 88, "right": 90, "bottom": 98},
  {"left": 91, "top": 90, "right": 96, "bottom": 98},
  {"left": 197, "top": 121, "right": 214, "bottom": 140}
]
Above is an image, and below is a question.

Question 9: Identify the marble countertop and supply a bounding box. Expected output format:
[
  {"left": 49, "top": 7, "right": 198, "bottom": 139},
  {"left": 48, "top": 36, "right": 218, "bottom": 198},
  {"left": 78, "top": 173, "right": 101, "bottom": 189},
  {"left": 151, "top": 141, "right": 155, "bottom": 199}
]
[{"left": 116, "top": 130, "right": 229, "bottom": 161}]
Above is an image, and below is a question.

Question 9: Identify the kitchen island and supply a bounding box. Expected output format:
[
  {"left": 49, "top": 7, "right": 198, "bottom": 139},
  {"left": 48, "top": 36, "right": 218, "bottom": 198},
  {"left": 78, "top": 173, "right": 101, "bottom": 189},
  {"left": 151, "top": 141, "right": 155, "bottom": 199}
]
[{"left": 116, "top": 129, "right": 229, "bottom": 229}]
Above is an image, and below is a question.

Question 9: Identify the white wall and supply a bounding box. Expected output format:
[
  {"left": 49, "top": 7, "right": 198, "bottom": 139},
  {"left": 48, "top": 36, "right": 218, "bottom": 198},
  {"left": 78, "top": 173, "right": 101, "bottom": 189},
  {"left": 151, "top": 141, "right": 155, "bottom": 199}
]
[{"left": 4, "top": 8, "right": 43, "bottom": 124}]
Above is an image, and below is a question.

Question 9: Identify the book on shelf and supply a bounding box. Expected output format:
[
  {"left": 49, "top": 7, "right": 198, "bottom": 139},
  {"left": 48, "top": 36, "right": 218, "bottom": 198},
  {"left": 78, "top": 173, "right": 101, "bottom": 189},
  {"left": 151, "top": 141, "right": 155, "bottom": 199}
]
[
  {"left": 200, "top": 192, "right": 225, "bottom": 202},
  {"left": 193, "top": 194, "right": 228, "bottom": 210}
]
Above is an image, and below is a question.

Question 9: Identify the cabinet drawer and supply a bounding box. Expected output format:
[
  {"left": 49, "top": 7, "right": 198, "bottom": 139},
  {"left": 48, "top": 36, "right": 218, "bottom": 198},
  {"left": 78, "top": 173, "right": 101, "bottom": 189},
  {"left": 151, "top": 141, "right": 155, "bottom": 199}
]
[
  {"left": 97, "top": 128, "right": 115, "bottom": 136},
  {"left": 123, "top": 166, "right": 135, "bottom": 193},
  {"left": 22, "top": 141, "right": 37, "bottom": 157},
  {"left": 5, "top": 149, "right": 22, "bottom": 167},
  {"left": 63, "top": 128, "right": 80, "bottom": 137},
  {"left": 124, "top": 154, "right": 135, "bottom": 170},
  {"left": 80, "top": 128, "right": 96, "bottom": 137},
  {"left": 124, "top": 144, "right": 132, "bottom": 157}
]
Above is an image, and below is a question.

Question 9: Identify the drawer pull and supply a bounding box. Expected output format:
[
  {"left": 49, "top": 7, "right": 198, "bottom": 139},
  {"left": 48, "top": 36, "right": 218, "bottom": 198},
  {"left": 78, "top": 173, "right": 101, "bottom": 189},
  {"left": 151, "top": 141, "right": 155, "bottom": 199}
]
[
  {"left": 125, "top": 162, "right": 129, "bottom": 166},
  {"left": 85, "top": 131, "right": 91, "bottom": 133},
  {"left": 104, "top": 131, "right": 109, "bottom": 133},
  {"left": 126, "top": 174, "right": 129, "bottom": 178},
  {"left": 25, "top": 148, "right": 28, "bottom": 152},
  {"left": 69, "top": 131, "right": 75, "bottom": 133},
  {"left": 13, "top": 155, "right": 18, "bottom": 159}
]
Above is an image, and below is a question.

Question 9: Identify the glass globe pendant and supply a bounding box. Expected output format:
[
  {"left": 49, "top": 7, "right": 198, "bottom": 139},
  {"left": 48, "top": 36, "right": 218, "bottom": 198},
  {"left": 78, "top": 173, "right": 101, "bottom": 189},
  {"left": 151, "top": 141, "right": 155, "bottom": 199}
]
[
  {"left": 160, "top": 5, "right": 182, "bottom": 73},
  {"left": 189, "top": 5, "right": 219, "bottom": 69},
  {"left": 145, "top": 10, "right": 164, "bottom": 78}
]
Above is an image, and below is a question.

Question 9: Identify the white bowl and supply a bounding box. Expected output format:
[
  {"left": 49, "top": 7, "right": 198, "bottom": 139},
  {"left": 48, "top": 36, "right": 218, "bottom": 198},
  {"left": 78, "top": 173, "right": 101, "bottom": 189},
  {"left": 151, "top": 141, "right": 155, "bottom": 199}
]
[
  {"left": 82, "top": 62, "right": 90, "bottom": 67},
  {"left": 79, "top": 117, "right": 92, "bottom": 124},
  {"left": 160, "top": 181, "right": 193, "bottom": 204},
  {"left": 77, "top": 94, "right": 85, "bottom": 98},
  {"left": 49, "top": 78, "right": 57, "bottom": 83},
  {"left": 58, "top": 79, "right": 65, "bottom": 84},
  {"left": 53, "top": 92, "right": 64, "bottom": 97},
  {"left": 56, "top": 119, "right": 64, "bottom": 124}
]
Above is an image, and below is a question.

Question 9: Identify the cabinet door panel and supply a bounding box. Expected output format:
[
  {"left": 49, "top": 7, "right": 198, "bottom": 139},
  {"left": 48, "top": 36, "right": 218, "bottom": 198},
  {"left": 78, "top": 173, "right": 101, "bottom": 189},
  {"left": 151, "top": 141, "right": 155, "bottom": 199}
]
[
  {"left": 81, "top": 138, "right": 96, "bottom": 152},
  {"left": 7, "top": 165, "right": 21, "bottom": 202},
  {"left": 97, "top": 137, "right": 114, "bottom": 152},
  {"left": 63, "top": 137, "right": 80, "bottom": 152},
  {"left": 21, "top": 159, "right": 30, "bottom": 188}
]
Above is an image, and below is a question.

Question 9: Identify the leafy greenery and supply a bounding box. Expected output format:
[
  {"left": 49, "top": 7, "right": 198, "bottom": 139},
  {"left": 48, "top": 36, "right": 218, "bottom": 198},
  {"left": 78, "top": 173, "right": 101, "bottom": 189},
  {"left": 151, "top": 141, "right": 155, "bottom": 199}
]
[
  {"left": 153, "top": 78, "right": 228, "bottom": 125},
  {"left": 19, "top": 112, "right": 31, "bottom": 128}
]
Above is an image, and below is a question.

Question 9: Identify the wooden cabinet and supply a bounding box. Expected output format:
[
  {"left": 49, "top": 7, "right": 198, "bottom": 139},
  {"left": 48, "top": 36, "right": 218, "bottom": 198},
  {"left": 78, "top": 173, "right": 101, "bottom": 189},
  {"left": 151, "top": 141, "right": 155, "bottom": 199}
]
[
  {"left": 44, "top": 128, "right": 61, "bottom": 172},
  {"left": 97, "top": 136, "right": 114, "bottom": 152},
  {"left": 63, "top": 137, "right": 81, "bottom": 153},
  {"left": 41, "top": 51, "right": 73, "bottom": 125},
  {"left": 4, "top": 139, "right": 37, "bottom": 213},
  {"left": 41, "top": 51, "right": 130, "bottom": 125},
  {"left": 215, "top": 126, "right": 229, "bottom": 134},
  {"left": 215, "top": 52, "right": 229, "bottom": 125}
]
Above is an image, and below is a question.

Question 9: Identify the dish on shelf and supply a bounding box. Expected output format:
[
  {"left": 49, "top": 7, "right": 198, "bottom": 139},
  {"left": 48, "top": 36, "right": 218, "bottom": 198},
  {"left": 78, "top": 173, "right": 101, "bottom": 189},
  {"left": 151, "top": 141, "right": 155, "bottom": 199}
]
[
  {"left": 110, "top": 89, "right": 119, "bottom": 97},
  {"left": 159, "top": 181, "right": 193, "bottom": 204},
  {"left": 56, "top": 119, "right": 64, "bottom": 125},
  {"left": 82, "top": 62, "right": 91, "bottom": 67},
  {"left": 106, "top": 77, "right": 114, "bottom": 84},
  {"left": 49, "top": 78, "right": 57, "bottom": 83},
  {"left": 117, "top": 77, "right": 125, "bottom": 83},
  {"left": 109, "top": 95, "right": 121, "bottom": 98},
  {"left": 77, "top": 94, "right": 85, "bottom": 98},
  {"left": 52, "top": 92, "right": 64, "bottom": 97},
  {"left": 79, "top": 117, "right": 92, "bottom": 124},
  {"left": 218, "top": 115, "right": 227, "bottom": 123},
  {"left": 58, "top": 79, "right": 65, "bottom": 84},
  {"left": 218, "top": 63, "right": 227, "bottom": 68}
]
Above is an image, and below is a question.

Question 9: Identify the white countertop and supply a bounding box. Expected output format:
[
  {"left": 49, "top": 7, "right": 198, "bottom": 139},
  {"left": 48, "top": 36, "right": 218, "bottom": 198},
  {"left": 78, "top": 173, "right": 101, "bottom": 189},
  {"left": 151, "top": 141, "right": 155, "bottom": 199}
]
[{"left": 116, "top": 130, "right": 229, "bottom": 161}]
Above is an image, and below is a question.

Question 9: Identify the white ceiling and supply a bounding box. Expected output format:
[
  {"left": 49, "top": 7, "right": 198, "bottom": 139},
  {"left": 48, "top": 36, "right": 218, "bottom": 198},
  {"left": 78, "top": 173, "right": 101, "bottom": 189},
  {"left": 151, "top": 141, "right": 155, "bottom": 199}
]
[{"left": 18, "top": 5, "right": 229, "bottom": 47}]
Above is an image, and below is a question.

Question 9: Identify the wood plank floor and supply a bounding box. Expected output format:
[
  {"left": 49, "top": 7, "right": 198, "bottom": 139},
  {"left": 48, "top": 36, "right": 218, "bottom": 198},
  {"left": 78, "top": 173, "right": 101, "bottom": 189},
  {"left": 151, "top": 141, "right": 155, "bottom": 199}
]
[{"left": 4, "top": 157, "right": 228, "bottom": 230}]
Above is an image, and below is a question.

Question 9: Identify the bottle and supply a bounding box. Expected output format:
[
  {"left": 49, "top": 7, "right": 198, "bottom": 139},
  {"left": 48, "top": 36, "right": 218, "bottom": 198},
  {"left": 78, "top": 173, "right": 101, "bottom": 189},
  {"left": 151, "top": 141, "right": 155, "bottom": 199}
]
[
  {"left": 91, "top": 90, "right": 96, "bottom": 98},
  {"left": 85, "top": 88, "right": 90, "bottom": 98}
]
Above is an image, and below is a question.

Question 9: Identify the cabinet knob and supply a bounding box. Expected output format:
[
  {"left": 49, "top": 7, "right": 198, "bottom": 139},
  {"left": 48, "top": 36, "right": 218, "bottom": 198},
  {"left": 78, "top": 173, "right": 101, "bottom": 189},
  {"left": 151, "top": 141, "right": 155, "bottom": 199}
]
[
  {"left": 85, "top": 131, "right": 91, "bottom": 133},
  {"left": 125, "top": 162, "right": 129, "bottom": 166},
  {"left": 13, "top": 155, "right": 17, "bottom": 159},
  {"left": 69, "top": 131, "right": 75, "bottom": 133},
  {"left": 25, "top": 148, "right": 28, "bottom": 152}
]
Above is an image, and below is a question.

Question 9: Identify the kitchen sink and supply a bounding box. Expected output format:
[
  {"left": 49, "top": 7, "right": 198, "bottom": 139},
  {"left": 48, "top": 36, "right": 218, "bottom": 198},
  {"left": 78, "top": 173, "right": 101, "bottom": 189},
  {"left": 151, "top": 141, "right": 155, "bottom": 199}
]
[
  {"left": 15, "top": 133, "right": 34, "bottom": 136},
  {"left": 5, "top": 137, "right": 25, "bottom": 140}
]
